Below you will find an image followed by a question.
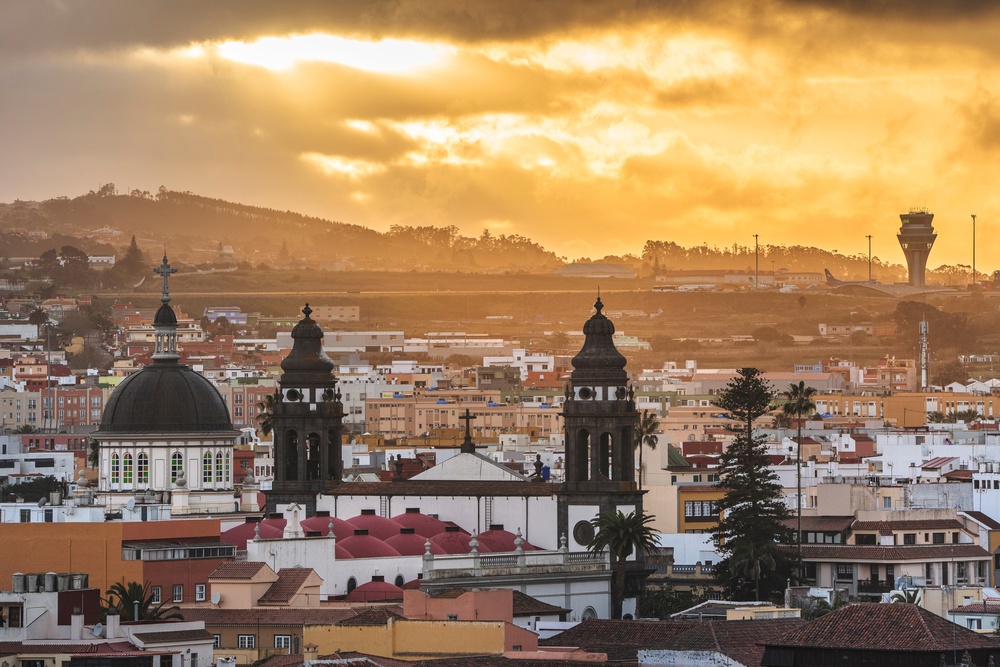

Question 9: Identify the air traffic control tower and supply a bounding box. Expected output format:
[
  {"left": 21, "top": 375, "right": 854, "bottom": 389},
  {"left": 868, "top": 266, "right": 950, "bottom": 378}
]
[{"left": 897, "top": 209, "right": 937, "bottom": 287}]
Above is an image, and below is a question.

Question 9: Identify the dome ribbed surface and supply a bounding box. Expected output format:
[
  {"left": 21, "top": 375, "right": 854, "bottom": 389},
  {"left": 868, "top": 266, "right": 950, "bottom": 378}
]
[
  {"left": 571, "top": 297, "right": 627, "bottom": 373},
  {"left": 100, "top": 362, "right": 234, "bottom": 433},
  {"left": 153, "top": 303, "right": 177, "bottom": 326}
]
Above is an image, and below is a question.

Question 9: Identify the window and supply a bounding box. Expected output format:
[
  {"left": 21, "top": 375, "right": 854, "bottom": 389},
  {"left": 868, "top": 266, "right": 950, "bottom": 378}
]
[
  {"left": 346, "top": 577, "right": 357, "bottom": 594},
  {"left": 173, "top": 584, "right": 183, "bottom": 602},
  {"left": 274, "top": 635, "right": 291, "bottom": 650},
  {"left": 111, "top": 453, "right": 120, "bottom": 484},
  {"left": 137, "top": 453, "right": 149, "bottom": 484},
  {"left": 216, "top": 452, "right": 223, "bottom": 483},
  {"left": 882, "top": 496, "right": 892, "bottom": 509},
  {"left": 213, "top": 635, "right": 221, "bottom": 649},
  {"left": 835, "top": 563, "right": 854, "bottom": 581},
  {"left": 171, "top": 453, "right": 183, "bottom": 483},
  {"left": 969, "top": 618, "right": 982, "bottom": 630},
  {"left": 122, "top": 453, "right": 133, "bottom": 484},
  {"left": 932, "top": 532, "right": 945, "bottom": 544},
  {"left": 684, "top": 500, "right": 718, "bottom": 520},
  {"left": 195, "top": 584, "right": 206, "bottom": 602},
  {"left": 20, "top": 509, "right": 30, "bottom": 523},
  {"left": 446, "top": 614, "right": 459, "bottom": 621},
  {"left": 856, "top": 534, "right": 876, "bottom": 545},
  {"left": 952, "top": 532, "right": 960, "bottom": 544},
  {"left": 238, "top": 635, "right": 255, "bottom": 649},
  {"left": 152, "top": 586, "right": 161, "bottom": 603},
  {"left": 203, "top": 452, "right": 213, "bottom": 484},
  {"left": 903, "top": 533, "right": 916, "bottom": 545}
]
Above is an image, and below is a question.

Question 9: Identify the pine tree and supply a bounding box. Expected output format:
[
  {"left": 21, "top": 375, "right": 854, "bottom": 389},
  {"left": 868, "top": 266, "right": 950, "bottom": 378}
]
[{"left": 712, "top": 368, "right": 793, "bottom": 601}]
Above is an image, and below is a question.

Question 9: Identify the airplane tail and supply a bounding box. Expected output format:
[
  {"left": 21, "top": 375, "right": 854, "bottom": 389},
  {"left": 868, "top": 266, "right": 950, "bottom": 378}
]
[{"left": 824, "top": 269, "right": 841, "bottom": 286}]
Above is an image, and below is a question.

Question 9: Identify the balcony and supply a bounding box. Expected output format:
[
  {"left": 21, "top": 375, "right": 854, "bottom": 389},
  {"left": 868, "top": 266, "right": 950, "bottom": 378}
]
[{"left": 857, "top": 578, "right": 892, "bottom": 594}]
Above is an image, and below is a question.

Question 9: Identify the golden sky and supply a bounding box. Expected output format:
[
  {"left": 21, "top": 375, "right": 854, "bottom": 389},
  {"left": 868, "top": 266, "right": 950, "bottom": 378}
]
[{"left": 3, "top": 0, "right": 1000, "bottom": 267}]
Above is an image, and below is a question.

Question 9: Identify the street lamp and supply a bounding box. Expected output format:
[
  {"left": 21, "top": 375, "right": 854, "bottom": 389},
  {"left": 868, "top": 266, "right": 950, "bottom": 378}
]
[
  {"left": 866, "top": 235, "right": 872, "bottom": 283},
  {"left": 971, "top": 214, "right": 977, "bottom": 287},
  {"left": 753, "top": 234, "right": 759, "bottom": 288}
]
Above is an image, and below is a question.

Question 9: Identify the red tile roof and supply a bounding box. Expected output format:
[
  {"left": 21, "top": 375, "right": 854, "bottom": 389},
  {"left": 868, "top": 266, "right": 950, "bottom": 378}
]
[
  {"left": 258, "top": 568, "right": 314, "bottom": 605},
  {"left": 767, "top": 603, "right": 1000, "bottom": 651},
  {"left": 511, "top": 591, "right": 570, "bottom": 617},
  {"left": 179, "top": 608, "right": 358, "bottom": 626},
  {"left": 208, "top": 562, "right": 269, "bottom": 580},
  {"left": 337, "top": 609, "right": 403, "bottom": 626},
  {"left": 962, "top": 511, "right": 1000, "bottom": 530},
  {"left": 852, "top": 518, "right": 964, "bottom": 532},
  {"left": 922, "top": 456, "right": 958, "bottom": 469},
  {"left": 797, "top": 544, "right": 989, "bottom": 561},
  {"left": 132, "top": 629, "right": 214, "bottom": 644}
]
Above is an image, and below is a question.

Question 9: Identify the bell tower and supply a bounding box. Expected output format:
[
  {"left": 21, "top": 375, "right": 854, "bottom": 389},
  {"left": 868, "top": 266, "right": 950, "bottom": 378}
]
[{"left": 268, "top": 304, "right": 344, "bottom": 515}]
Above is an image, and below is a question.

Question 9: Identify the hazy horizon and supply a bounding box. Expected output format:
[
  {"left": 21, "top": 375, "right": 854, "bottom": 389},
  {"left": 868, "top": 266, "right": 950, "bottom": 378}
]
[{"left": 3, "top": 1, "right": 1000, "bottom": 267}]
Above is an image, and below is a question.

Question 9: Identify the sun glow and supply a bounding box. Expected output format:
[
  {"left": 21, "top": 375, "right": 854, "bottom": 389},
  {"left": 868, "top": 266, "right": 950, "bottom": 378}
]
[{"left": 215, "top": 34, "right": 451, "bottom": 73}]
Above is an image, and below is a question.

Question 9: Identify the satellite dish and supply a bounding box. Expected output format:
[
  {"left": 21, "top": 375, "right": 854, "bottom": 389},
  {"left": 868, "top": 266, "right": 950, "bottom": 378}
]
[
  {"left": 92, "top": 623, "right": 104, "bottom": 637},
  {"left": 124, "top": 498, "right": 136, "bottom": 511},
  {"left": 37, "top": 498, "right": 48, "bottom": 507},
  {"left": 211, "top": 591, "right": 221, "bottom": 605}
]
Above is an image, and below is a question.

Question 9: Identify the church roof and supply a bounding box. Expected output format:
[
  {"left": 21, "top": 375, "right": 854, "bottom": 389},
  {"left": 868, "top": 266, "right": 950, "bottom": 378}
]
[
  {"left": 410, "top": 452, "right": 530, "bottom": 482},
  {"left": 327, "top": 480, "right": 558, "bottom": 498}
]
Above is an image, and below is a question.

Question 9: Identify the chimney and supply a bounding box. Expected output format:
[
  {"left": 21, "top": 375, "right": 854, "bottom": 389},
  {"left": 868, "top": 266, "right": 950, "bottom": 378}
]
[
  {"left": 106, "top": 608, "right": 120, "bottom": 638},
  {"left": 303, "top": 643, "right": 319, "bottom": 662},
  {"left": 70, "top": 607, "right": 84, "bottom": 640}
]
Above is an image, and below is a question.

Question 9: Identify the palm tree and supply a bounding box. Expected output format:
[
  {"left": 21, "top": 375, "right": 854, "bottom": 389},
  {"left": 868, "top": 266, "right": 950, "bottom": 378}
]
[
  {"left": 104, "top": 580, "right": 183, "bottom": 621},
  {"left": 890, "top": 589, "right": 921, "bottom": 605},
  {"left": 588, "top": 508, "right": 658, "bottom": 619},
  {"left": 13, "top": 425, "right": 38, "bottom": 434},
  {"left": 728, "top": 538, "right": 777, "bottom": 601},
  {"left": 27, "top": 307, "right": 49, "bottom": 326},
  {"left": 633, "top": 410, "right": 659, "bottom": 490},
  {"left": 256, "top": 392, "right": 278, "bottom": 437},
  {"left": 782, "top": 381, "right": 816, "bottom": 584}
]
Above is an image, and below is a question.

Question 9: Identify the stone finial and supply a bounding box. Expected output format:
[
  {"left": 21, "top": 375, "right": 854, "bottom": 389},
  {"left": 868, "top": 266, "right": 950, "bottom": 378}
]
[
  {"left": 559, "top": 533, "right": 568, "bottom": 553},
  {"left": 423, "top": 539, "right": 434, "bottom": 562},
  {"left": 469, "top": 531, "right": 479, "bottom": 556},
  {"left": 328, "top": 519, "right": 335, "bottom": 540},
  {"left": 174, "top": 469, "right": 187, "bottom": 488},
  {"left": 514, "top": 528, "right": 524, "bottom": 555},
  {"left": 243, "top": 467, "right": 256, "bottom": 485},
  {"left": 253, "top": 522, "right": 261, "bottom": 542}
]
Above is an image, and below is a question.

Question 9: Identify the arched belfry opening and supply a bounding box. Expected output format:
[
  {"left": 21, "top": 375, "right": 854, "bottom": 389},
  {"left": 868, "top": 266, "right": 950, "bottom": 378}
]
[{"left": 268, "top": 304, "right": 344, "bottom": 515}]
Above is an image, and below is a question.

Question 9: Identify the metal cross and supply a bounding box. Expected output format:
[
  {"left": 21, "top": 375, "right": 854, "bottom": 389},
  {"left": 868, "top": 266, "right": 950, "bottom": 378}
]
[{"left": 154, "top": 254, "right": 177, "bottom": 302}]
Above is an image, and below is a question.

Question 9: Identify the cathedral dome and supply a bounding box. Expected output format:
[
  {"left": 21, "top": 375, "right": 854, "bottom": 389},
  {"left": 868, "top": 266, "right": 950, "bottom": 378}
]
[{"left": 99, "top": 362, "right": 235, "bottom": 434}]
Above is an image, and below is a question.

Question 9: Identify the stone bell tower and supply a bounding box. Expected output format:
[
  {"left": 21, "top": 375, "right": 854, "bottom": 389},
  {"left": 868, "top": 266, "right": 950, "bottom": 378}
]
[
  {"left": 268, "top": 304, "right": 344, "bottom": 515},
  {"left": 559, "top": 297, "right": 643, "bottom": 549}
]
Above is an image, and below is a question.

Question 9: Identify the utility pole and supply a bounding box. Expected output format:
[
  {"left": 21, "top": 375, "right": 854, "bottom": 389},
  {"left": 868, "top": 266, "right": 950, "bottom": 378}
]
[
  {"left": 753, "top": 234, "right": 759, "bottom": 288},
  {"left": 971, "top": 214, "right": 977, "bottom": 287},
  {"left": 866, "top": 235, "right": 872, "bottom": 283}
]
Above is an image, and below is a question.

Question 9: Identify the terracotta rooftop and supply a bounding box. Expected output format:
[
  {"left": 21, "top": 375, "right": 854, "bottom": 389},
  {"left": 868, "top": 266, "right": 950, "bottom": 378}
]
[
  {"left": 781, "top": 516, "right": 853, "bottom": 532},
  {"left": 132, "top": 629, "right": 215, "bottom": 644},
  {"left": 963, "top": 511, "right": 1000, "bottom": 530},
  {"left": 511, "top": 590, "right": 570, "bottom": 617},
  {"left": 179, "top": 607, "right": 358, "bottom": 626},
  {"left": 209, "top": 562, "right": 269, "bottom": 580},
  {"left": 258, "top": 568, "right": 314, "bottom": 605},
  {"left": 766, "top": 603, "right": 1000, "bottom": 651},
  {"left": 796, "top": 544, "right": 990, "bottom": 560},
  {"left": 852, "top": 519, "right": 964, "bottom": 533},
  {"left": 337, "top": 608, "right": 404, "bottom": 627},
  {"left": 541, "top": 618, "right": 803, "bottom": 663}
]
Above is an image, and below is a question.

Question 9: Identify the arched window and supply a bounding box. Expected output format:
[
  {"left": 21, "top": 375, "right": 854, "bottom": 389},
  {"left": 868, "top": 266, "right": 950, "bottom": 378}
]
[
  {"left": 122, "top": 453, "right": 133, "bottom": 484},
  {"left": 137, "top": 453, "right": 149, "bottom": 484},
  {"left": 216, "top": 452, "right": 223, "bottom": 483},
  {"left": 111, "top": 453, "right": 120, "bottom": 484},
  {"left": 394, "top": 575, "right": 405, "bottom": 587},
  {"left": 346, "top": 577, "right": 357, "bottom": 594},
  {"left": 285, "top": 430, "right": 299, "bottom": 481},
  {"left": 223, "top": 451, "right": 230, "bottom": 485},
  {"left": 307, "top": 432, "right": 320, "bottom": 480},
  {"left": 171, "top": 452, "right": 183, "bottom": 483},
  {"left": 203, "top": 452, "right": 213, "bottom": 484}
]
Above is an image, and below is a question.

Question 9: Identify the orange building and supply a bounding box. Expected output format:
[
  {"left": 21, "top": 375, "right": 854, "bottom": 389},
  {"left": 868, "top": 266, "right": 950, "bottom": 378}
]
[{"left": 0, "top": 519, "right": 230, "bottom": 601}]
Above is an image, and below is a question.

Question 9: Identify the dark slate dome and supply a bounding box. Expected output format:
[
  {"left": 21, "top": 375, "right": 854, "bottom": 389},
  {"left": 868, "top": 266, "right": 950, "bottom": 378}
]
[
  {"left": 280, "top": 303, "right": 335, "bottom": 384},
  {"left": 154, "top": 302, "right": 177, "bottom": 326},
  {"left": 571, "top": 297, "right": 627, "bottom": 373},
  {"left": 99, "top": 363, "right": 235, "bottom": 433}
]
